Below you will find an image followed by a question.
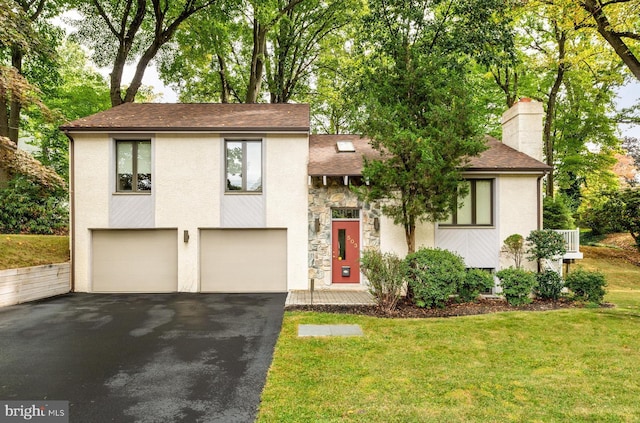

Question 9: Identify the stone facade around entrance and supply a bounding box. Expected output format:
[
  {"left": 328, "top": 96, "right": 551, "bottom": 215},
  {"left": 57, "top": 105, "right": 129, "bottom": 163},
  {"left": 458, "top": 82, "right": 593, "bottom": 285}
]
[{"left": 308, "top": 180, "right": 380, "bottom": 287}]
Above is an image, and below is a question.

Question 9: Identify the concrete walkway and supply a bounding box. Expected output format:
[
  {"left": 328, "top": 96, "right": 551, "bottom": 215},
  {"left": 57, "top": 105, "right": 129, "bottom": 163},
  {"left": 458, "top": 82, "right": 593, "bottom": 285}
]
[{"left": 285, "top": 290, "right": 375, "bottom": 306}]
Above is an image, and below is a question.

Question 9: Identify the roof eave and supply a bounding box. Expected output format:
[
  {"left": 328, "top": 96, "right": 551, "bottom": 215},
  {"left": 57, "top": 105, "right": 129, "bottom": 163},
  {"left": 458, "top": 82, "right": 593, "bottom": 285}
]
[{"left": 60, "top": 126, "right": 310, "bottom": 133}]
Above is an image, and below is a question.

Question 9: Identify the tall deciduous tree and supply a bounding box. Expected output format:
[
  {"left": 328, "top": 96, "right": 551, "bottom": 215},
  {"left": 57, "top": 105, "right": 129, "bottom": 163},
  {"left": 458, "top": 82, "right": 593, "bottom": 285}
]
[
  {"left": 72, "top": 0, "right": 218, "bottom": 107},
  {"left": 0, "top": 0, "right": 60, "bottom": 143},
  {"left": 159, "top": 0, "right": 354, "bottom": 104},
  {"left": 355, "top": 0, "right": 513, "bottom": 254},
  {"left": 575, "top": 0, "right": 640, "bottom": 80},
  {"left": 484, "top": 0, "right": 626, "bottom": 200}
]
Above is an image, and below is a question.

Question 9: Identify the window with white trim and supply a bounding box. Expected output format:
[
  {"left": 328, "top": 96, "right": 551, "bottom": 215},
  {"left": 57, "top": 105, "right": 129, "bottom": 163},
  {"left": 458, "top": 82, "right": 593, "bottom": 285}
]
[
  {"left": 442, "top": 179, "right": 494, "bottom": 226},
  {"left": 225, "top": 140, "right": 262, "bottom": 192},
  {"left": 116, "top": 140, "right": 151, "bottom": 192}
]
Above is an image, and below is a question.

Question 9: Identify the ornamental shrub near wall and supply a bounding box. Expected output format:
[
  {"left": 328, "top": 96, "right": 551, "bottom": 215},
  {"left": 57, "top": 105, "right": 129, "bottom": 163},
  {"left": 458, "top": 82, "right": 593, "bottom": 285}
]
[
  {"left": 405, "top": 248, "right": 466, "bottom": 308},
  {"left": 361, "top": 249, "right": 406, "bottom": 312},
  {"left": 565, "top": 268, "right": 607, "bottom": 304},
  {"left": 535, "top": 269, "right": 564, "bottom": 300},
  {"left": 458, "top": 268, "right": 495, "bottom": 302},
  {"left": 496, "top": 268, "right": 537, "bottom": 306}
]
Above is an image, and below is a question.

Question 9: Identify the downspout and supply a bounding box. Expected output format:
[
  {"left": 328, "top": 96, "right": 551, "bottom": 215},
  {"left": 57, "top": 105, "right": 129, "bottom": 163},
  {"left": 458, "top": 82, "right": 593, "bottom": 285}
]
[
  {"left": 537, "top": 174, "right": 545, "bottom": 230},
  {"left": 63, "top": 131, "right": 75, "bottom": 292}
]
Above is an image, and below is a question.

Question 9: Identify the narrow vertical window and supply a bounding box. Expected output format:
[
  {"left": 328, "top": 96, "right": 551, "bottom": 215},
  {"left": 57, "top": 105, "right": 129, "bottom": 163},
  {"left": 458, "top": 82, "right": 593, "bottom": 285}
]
[
  {"left": 116, "top": 140, "right": 151, "bottom": 193},
  {"left": 226, "top": 140, "right": 262, "bottom": 192}
]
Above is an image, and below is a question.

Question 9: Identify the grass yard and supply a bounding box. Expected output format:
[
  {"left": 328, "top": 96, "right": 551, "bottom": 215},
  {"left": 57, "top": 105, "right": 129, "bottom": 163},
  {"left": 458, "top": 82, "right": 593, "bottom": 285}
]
[
  {"left": 0, "top": 235, "right": 70, "bottom": 270},
  {"left": 257, "top": 244, "right": 640, "bottom": 422}
]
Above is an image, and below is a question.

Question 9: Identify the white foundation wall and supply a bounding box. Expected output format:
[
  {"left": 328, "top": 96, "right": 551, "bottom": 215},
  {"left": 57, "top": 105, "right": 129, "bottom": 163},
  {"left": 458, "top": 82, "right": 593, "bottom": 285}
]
[
  {"left": 265, "top": 134, "right": 309, "bottom": 290},
  {"left": 498, "top": 174, "right": 541, "bottom": 271},
  {"left": 154, "top": 133, "right": 221, "bottom": 292},
  {"left": 71, "top": 133, "right": 111, "bottom": 292}
]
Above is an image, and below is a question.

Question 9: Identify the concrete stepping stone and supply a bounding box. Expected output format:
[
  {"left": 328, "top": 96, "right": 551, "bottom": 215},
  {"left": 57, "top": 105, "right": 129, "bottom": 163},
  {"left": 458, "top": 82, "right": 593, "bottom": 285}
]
[{"left": 298, "top": 324, "right": 364, "bottom": 337}]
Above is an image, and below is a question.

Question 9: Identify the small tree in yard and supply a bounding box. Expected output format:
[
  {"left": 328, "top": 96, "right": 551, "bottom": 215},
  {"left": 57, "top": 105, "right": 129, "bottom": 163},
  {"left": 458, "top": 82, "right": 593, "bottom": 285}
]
[
  {"left": 361, "top": 249, "right": 406, "bottom": 312},
  {"left": 502, "top": 234, "right": 525, "bottom": 269},
  {"left": 352, "top": 0, "right": 512, "bottom": 254},
  {"left": 526, "top": 230, "right": 566, "bottom": 272}
]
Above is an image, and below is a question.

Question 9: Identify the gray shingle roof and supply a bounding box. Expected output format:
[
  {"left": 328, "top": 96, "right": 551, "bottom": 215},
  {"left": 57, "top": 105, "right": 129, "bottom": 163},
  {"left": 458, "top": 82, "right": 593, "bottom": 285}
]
[{"left": 60, "top": 103, "right": 310, "bottom": 132}]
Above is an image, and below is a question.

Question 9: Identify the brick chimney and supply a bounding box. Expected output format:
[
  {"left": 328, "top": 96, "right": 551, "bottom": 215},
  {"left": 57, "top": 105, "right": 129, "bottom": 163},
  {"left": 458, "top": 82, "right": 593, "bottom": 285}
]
[{"left": 501, "top": 98, "right": 544, "bottom": 163}]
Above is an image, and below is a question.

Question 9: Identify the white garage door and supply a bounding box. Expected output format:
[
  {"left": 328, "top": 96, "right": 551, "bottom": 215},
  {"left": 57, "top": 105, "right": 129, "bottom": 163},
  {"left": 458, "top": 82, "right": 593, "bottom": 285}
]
[
  {"left": 200, "top": 229, "right": 287, "bottom": 292},
  {"left": 92, "top": 229, "right": 178, "bottom": 292}
]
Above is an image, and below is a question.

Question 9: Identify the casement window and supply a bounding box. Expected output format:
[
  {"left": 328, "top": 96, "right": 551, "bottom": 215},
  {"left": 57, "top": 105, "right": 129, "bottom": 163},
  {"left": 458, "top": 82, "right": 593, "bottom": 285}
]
[
  {"left": 442, "top": 179, "right": 494, "bottom": 226},
  {"left": 225, "top": 140, "right": 262, "bottom": 192},
  {"left": 116, "top": 140, "right": 151, "bottom": 192}
]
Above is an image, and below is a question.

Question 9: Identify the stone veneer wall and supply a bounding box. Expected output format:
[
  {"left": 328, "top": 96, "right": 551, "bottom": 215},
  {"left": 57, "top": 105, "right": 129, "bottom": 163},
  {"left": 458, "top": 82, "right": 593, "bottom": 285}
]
[{"left": 308, "top": 180, "right": 380, "bottom": 287}]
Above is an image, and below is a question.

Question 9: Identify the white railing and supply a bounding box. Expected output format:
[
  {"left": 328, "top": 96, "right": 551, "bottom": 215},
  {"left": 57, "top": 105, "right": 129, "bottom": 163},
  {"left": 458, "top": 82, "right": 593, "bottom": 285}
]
[{"left": 553, "top": 228, "right": 583, "bottom": 259}]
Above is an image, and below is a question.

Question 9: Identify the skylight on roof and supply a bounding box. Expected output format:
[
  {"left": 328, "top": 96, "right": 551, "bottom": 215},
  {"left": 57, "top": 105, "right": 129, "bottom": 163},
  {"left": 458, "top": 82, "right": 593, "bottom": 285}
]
[{"left": 336, "top": 140, "right": 356, "bottom": 152}]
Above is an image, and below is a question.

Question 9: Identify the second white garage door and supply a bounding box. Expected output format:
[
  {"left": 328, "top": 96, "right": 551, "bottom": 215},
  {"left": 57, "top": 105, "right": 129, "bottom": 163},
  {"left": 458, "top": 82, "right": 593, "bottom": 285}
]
[{"left": 200, "top": 229, "right": 287, "bottom": 292}]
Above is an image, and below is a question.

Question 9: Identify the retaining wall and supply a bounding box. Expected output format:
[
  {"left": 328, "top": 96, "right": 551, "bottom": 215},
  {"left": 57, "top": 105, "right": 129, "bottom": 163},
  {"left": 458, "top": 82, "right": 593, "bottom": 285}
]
[{"left": 0, "top": 262, "right": 70, "bottom": 307}]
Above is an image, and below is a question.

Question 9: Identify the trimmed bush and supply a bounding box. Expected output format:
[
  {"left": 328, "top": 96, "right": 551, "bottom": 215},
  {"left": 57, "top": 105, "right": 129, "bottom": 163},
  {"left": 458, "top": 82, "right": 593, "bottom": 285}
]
[
  {"left": 535, "top": 270, "right": 564, "bottom": 300},
  {"left": 565, "top": 268, "right": 607, "bottom": 304},
  {"left": 405, "top": 248, "right": 466, "bottom": 308},
  {"left": 458, "top": 268, "right": 494, "bottom": 302},
  {"left": 361, "top": 249, "right": 406, "bottom": 312},
  {"left": 496, "top": 268, "right": 537, "bottom": 306}
]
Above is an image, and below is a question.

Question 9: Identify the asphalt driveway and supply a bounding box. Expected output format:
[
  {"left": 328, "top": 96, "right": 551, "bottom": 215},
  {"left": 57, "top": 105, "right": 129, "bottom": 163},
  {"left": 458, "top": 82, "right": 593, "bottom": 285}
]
[{"left": 0, "top": 293, "right": 286, "bottom": 422}]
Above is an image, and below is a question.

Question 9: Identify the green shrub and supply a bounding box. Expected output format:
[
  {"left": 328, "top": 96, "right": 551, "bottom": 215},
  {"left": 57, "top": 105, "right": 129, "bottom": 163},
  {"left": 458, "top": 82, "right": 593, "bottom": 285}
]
[
  {"left": 535, "top": 270, "right": 564, "bottom": 300},
  {"left": 0, "top": 175, "right": 68, "bottom": 234},
  {"left": 496, "top": 268, "right": 537, "bottom": 306},
  {"left": 458, "top": 268, "right": 494, "bottom": 302},
  {"left": 405, "top": 248, "right": 466, "bottom": 308},
  {"left": 361, "top": 249, "right": 406, "bottom": 312},
  {"left": 543, "top": 196, "right": 575, "bottom": 230},
  {"left": 565, "top": 268, "right": 607, "bottom": 304}
]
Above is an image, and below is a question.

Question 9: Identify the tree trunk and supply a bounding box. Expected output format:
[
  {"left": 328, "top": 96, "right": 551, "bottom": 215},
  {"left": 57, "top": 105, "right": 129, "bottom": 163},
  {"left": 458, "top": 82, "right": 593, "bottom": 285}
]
[
  {"left": 8, "top": 48, "right": 23, "bottom": 143},
  {"left": 0, "top": 83, "right": 9, "bottom": 139},
  {"left": 544, "top": 26, "right": 567, "bottom": 198},
  {"left": 582, "top": 0, "right": 640, "bottom": 81},
  {"left": 247, "top": 20, "right": 268, "bottom": 103},
  {"left": 216, "top": 54, "right": 230, "bottom": 103}
]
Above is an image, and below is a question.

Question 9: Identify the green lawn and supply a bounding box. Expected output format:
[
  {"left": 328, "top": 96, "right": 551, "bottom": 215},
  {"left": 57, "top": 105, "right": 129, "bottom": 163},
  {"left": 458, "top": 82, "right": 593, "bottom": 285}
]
[
  {"left": 0, "top": 235, "right": 70, "bottom": 270},
  {"left": 257, "top": 249, "right": 640, "bottom": 422}
]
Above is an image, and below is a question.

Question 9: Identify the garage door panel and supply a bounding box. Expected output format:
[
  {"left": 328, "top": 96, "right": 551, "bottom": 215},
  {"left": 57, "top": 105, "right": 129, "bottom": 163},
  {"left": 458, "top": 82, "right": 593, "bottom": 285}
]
[
  {"left": 200, "top": 229, "right": 287, "bottom": 292},
  {"left": 92, "top": 229, "right": 178, "bottom": 292}
]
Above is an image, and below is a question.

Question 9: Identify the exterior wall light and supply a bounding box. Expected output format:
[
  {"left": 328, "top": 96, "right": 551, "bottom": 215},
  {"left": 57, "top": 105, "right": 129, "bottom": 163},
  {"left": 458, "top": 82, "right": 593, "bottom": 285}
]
[
  {"left": 183, "top": 230, "right": 190, "bottom": 243},
  {"left": 374, "top": 217, "right": 380, "bottom": 231},
  {"left": 314, "top": 218, "right": 320, "bottom": 233}
]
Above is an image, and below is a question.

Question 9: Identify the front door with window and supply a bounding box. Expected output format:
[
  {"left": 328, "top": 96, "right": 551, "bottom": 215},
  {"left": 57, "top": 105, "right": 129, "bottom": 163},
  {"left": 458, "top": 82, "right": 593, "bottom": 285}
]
[{"left": 331, "top": 220, "right": 360, "bottom": 283}]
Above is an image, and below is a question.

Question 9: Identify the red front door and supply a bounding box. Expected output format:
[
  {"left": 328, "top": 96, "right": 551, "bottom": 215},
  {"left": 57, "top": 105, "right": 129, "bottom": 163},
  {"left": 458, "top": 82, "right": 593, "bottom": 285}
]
[{"left": 332, "top": 220, "right": 360, "bottom": 283}]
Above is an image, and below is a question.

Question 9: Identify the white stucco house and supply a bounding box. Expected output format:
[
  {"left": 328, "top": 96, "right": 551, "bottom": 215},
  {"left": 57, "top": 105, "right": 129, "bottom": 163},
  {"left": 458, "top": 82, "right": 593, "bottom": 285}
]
[{"left": 61, "top": 99, "right": 555, "bottom": 294}]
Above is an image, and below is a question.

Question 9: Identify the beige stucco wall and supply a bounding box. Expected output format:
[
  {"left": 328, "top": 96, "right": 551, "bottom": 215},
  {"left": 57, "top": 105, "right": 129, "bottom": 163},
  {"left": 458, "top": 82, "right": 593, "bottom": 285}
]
[
  {"left": 71, "top": 133, "right": 111, "bottom": 292},
  {"left": 498, "top": 174, "right": 542, "bottom": 271},
  {"left": 265, "top": 133, "right": 309, "bottom": 290},
  {"left": 72, "top": 131, "right": 308, "bottom": 293},
  {"left": 380, "top": 215, "right": 435, "bottom": 257},
  {"left": 155, "top": 133, "right": 220, "bottom": 292}
]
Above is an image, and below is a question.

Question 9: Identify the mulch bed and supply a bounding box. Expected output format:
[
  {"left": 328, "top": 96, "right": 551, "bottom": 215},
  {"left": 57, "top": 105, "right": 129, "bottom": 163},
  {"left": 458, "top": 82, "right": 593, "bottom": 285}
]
[{"left": 286, "top": 297, "right": 614, "bottom": 318}]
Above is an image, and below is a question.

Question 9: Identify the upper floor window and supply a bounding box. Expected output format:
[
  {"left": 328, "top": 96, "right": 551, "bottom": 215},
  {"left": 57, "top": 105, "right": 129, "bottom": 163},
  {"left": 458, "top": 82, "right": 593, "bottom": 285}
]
[
  {"left": 116, "top": 140, "right": 151, "bottom": 193},
  {"left": 442, "top": 179, "right": 493, "bottom": 226},
  {"left": 226, "top": 140, "right": 262, "bottom": 192}
]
